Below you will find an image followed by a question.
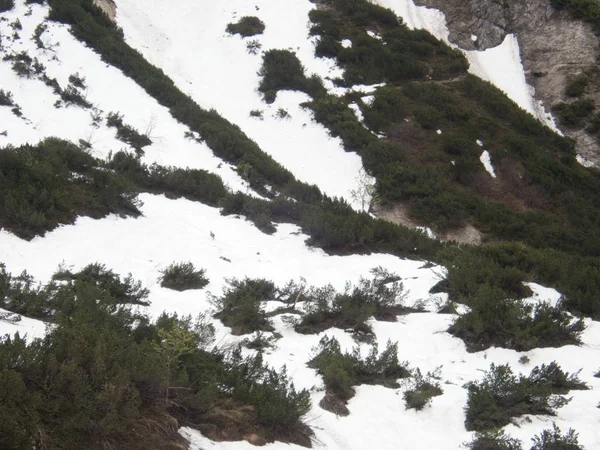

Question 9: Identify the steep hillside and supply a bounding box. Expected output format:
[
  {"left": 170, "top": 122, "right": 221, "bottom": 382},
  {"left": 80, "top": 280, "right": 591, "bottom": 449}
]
[
  {"left": 0, "top": 1, "right": 599, "bottom": 450},
  {"left": 412, "top": 0, "right": 600, "bottom": 166}
]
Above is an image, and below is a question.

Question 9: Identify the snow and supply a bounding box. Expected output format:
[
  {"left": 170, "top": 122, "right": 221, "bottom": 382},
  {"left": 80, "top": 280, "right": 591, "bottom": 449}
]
[
  {"left": 341, "top": 38, "right": 353, "bottom": 48},
  {"left": 373, "top": 0, "right": 558, "bottom": 130},
  {"left": 479, "top": 150, "right": 496, "bottom": 178},
  {"left": 471, "top": 34, "right": 478, "bottom": 42},
  {"left": 0, "top": 309, "right": 47, "bottom": 341},
  {"left": 577, "top": 154, "right": 597, "bottom": 168}
]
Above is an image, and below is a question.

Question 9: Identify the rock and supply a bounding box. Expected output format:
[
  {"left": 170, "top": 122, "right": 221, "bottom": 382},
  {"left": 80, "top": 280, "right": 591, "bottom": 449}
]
[{"left": 93, "top": 0, "right": 117, "bottom": 22}]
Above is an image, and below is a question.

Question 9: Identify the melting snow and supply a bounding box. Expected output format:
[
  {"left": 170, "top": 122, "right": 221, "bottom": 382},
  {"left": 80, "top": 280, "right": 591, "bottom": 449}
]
[{"left": 479, "top": 150, "right": 496, "bottom": 178}]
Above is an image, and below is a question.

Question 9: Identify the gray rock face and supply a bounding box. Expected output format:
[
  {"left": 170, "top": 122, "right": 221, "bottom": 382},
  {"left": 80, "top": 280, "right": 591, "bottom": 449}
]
[{"left": 414, "top": 0, "right": 600, "bottom": 164}]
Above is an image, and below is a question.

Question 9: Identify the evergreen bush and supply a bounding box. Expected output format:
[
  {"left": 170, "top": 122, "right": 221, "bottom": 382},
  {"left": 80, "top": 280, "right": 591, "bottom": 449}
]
[
  {"left": 159, "top": 262, "right": 209, "bottom": 291},
  {"left": 226, "top": 16, "right": 265, "bottom": 37}
]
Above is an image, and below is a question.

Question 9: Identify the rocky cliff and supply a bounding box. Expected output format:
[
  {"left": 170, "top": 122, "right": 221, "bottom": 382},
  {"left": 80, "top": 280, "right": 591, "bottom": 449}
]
[{"left": 414, "top": 0, "right": 600, "bottom": 165}]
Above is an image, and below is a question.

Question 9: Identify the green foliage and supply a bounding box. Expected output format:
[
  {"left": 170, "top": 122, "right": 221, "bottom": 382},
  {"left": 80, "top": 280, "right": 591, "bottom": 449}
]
[
  {"left": 309, "top": 336, "right": 409, "bottom": 406},
  {"left": 296, "top": 267, "right": 409, "bottom": 335},
  {"left": 159, "top": 261, "right": 209, "bottom": 291},
  {"left": 226, "top": 16, "right": 265, "bottom": 37},
  {"left": 258, "top": 49, "right": 326, "bottom": 102},
  {"left": 0, "top": 266, "right": 313, "bottom": 449},
  {"left": 552, "top": 99, "right": 595, "bottom": 128},
  {"left": 465, "top": 431, "right": 524, "bottom": 450},
  {"left": 106, "top": 112, "right": 152, "bottom": 154},
  {"left": 465, "top": 363, "right": 582, "bottom": 432},
  {"left": 565, "top": 74, "right": 588, "bottom": 97},
  {"left": 448, "top": 284, "right": 585, "bottom": 352},
  {"left": 0, "top": 0, "right": 14, "bottom": 13},
  {"left": 0, "top": 89, "right": 14, "bottom": 106},
  {"left": 212, "top": 278, "right": 276, "bottom": 335},
  {"left": 309, "top": 0, "right": 467, "bottom": 86},
  {"left": 403, "top": 368, "right": 443, "bottom": 411},
  {"left": 0, "top": 139, "right": 140, "bottom": 240},
  {"left": 531, "top": 424, "right": 584, "bottom": 450}
]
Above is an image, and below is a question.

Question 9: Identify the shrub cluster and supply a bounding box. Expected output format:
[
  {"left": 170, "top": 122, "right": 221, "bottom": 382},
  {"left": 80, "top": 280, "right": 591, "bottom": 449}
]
[
  {"left": 552, "top": 98, "right": 595, "bottom": 128},
  {"left": 403, "top": 368, "right": 443, "bottom": 411},
  {"left": 565, "top": 74, "right": 588, "bottom": 97},
  {"left": 308, "top": 336, "right": 409, "bottom": 414},
  {"left": 465, "top": 362, "right": 588, "bottom": 432},
  {"left": 551, "top": 0, "right": 600, "bottom": 35},
  {"left": 159, "top": 261, "right": 208, "bottom": 291},
  {"left": 309, "top": 0, "right": 468, "bottom": 86},
  {"left": 258, "top": 49, "right": 326, "bottom": 103},
  {"left": 295, "top": 267, "right": 410, "bottom": 336},
  {"left": 0, "top": 265, "right": 313, "bottom": 450},
  {"left": 226, "top": 16, "right": 265, "bottom": 37},
  {"left": 466, "top": 425, "right": 585, "bottom": 450},
  {"left": 0, "top": 139, "right": 140, "bottom": 240},
  {"left": 448, "top": 284, "right": 585, "bottom": 352},
  {"left": 211, "top": 278, "right": 277, "bottom": 335}
]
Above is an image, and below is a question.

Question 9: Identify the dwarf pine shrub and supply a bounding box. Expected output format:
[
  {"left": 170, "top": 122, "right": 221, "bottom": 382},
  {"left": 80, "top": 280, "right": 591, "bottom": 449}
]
[
  {"left": 226, "top": 16, "right": 265, "bottom": 37},
  {"left": 403, "top": 368, "right": 443, "bottom": 411},
  {"left": 309, "top": 336, "right": 409, "bottom": 409},
  {"left": 531, "top": 424, "right": 584, "bottom": 450},
  {"left": 212, "top": 278, "right": 276, "bottom": 334},
  {"left": 465, "top": 431, "right": 523, "bottom": 450},
  {"left": 159, "top": 262, "right": 208, "bottom": 291},
  {"left": 465, "top": 362, "right": 586, "bottom": 432}
]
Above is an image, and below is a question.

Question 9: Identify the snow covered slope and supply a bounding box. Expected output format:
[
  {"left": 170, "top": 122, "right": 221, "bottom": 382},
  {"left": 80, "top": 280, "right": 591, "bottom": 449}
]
[{"left": 0, "top": 1, "right": 599, "bottom": 449}]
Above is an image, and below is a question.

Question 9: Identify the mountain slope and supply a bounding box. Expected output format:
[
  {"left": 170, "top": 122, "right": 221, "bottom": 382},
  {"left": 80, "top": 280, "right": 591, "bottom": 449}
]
[{"left": 0, "top": 1, "right": 599, "bottom": 449}]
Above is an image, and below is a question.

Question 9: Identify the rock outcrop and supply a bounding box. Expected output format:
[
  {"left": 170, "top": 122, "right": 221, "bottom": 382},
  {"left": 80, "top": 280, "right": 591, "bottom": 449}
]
[
  {"left": 414, "top": 0, "right": 600, "bottom": 164},
  {"left": 93, "top": 0, "right": 116, "bottom": 22}
]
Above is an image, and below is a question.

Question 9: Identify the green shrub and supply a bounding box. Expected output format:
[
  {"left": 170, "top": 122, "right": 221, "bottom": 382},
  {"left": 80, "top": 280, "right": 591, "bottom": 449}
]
[
  {"left": 308, "top": 336, "right": 409, "bottom": 412},
  {"left": 403, "top": 368, "right": 443, "bottom": 410},
  {"left": 0, "top": 265, "right": 314, "bottom": 449},
  {"left": 296, "top": 267, "right": 408, "bottom": 336},
  {"left": 465, "top": 363, "right": 581, "bottom": 431},
  {"left": 552, "top": 99, "right": 595, "bottom": 128},
  {"left": 0, "top": 89, "right": 14, "bottom": 106},
  {"left": 550, "top": 0, "right": 600, "bottom": 35},
  {"left": 448, "top": 284, "right": 585, "bottom": 352},
  {"left": 565, "top": 74, "right": 588, "bottom": 97},
  {"left": 159, "top": 262, "right": 208, "bottom": 291},
  {"left": 212, "top": 278, "right": 276, "bottom": 334},
  {"left": 465, "top": 431, "right": 523, "bottom": 450},
  {"left": 258, "top": 50, "right": 326, "bottom": 102},
  {"left": 0, "top": 139, "right": 140, "bottom": 240},
  {"left": 531, "top": 424, "right": 584, "bottom": 450},
  {"left": 106, "top": 112, "right": 152, "bottom": 154},
  {"left": 226, "top": 16, "right": 265, "bottom": 37},
  {"left": 0, "top": 0, "right": 14, "bottom": 12}
]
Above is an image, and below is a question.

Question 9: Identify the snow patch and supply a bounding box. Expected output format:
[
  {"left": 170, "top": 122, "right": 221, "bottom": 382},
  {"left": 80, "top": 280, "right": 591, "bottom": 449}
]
[{"left": 479, "top": 150, "right": 496, "bottom": 178}]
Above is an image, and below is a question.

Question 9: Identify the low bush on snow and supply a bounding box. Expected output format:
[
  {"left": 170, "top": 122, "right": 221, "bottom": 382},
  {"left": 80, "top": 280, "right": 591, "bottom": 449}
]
[
  {"left": 0, "top": 89, "right": 14, "bottom": 106},
  {"left": 465, "top": 362, "right": 588, "bottom": 432},
  {"left": 465, "top": 424, "right": 586, "bottom": 450},
  {"left": 403, "top": 368, "right": 443, "bottom": 411},
  {"left": 211, "top": 278, "right": 276, "bottom": 335},
  {"left": 258, "top": 49, "right": 326, "bottom": 103},
  {"left": 159, "top": 262, "right": 209, "bottom": 291},
  {"left": 448, "top": 284, "right": 585, "bottom": 352},
  {"left": 295, "top": 267, "right": 413, "bottom": 338},
  {"left": 308, "top": 336, "right": 409, "bottom": 415},
  {"left": 106, "top": 111, "right": 152, "bottom": 155},
  {"left": 226, "top": 16, "right": 265, "bottom": 37}
]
